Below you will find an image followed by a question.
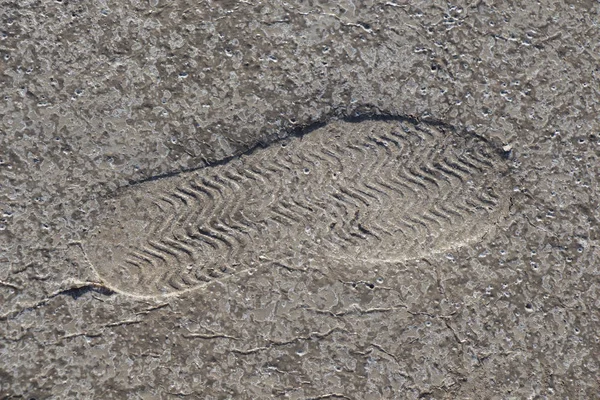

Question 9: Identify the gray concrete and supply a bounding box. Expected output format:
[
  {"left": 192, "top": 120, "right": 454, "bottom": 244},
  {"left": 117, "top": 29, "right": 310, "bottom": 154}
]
[{"left": 1, "top": 0, "right": 599, "bottom": 398}]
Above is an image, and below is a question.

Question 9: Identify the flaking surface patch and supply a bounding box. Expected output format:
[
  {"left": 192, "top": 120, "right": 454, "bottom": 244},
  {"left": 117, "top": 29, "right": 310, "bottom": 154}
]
[{"left": 84, "top": 118, "right": 513, "bottom": 297}]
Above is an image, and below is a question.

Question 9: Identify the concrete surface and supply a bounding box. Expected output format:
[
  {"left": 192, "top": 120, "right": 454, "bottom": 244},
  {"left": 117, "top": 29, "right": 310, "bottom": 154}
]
[{"left": 1, "top": 0, "right": 599, "bottom": 398}]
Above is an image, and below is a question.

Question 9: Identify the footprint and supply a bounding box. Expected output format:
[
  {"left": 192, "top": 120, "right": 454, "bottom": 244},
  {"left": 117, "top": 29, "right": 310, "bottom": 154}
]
[{"left": 84, "top": 117, "right": 514, "bottom": 298}]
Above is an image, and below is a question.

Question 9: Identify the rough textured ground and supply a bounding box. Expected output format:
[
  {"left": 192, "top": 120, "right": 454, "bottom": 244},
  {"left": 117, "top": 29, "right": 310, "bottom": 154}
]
[{"left": 1, "top": 0, "right": 599, "bottom": 398}]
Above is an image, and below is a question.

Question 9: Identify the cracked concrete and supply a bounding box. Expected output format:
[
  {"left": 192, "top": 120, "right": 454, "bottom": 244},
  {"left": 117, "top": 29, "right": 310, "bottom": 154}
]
[{"left": 2, "top": 0, "right": 600, "bottom": 398}]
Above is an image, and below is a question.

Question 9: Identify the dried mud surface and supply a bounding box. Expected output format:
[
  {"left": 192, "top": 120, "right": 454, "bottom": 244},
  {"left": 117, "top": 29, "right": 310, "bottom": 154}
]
[{"left": 1, "top": 0, "right": 599, "bottom": 399}]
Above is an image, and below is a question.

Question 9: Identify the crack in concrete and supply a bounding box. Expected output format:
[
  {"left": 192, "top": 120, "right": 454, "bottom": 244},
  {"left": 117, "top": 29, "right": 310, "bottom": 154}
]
[
  {"left": 232, "top": 326, "right": 343, "bottom": 355},
  {"left": 369, "top": 343, "right": 412, "bottom": 379},
  {"left": 305, "top": 394, "right": 353, "bottom": 400},
  {"left": 134, "top": 302, "right": 171, "bottom": 315},
  {"left": 0, "top": 280, "right": 115, "bottom": 322},
  {"left": 0, "top": 280, "right": 22, "bottom": 291},
  {"left": 302, "top": 304, "right": 399, "bottom": 317},
  {"left": 301, "top": 302, "right": 457, "bottom": 320},
  {"left": 182, "top": 331, "right": 239, "bottom": 340},
  {"left": 55, "top": 318, "right": 143, "bottom": 344}
]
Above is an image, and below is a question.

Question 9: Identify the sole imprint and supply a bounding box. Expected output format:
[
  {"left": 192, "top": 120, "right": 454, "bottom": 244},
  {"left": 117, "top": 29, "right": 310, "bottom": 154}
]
[{"left": 84, "top": 117, "right": 513, "bottom": 297}]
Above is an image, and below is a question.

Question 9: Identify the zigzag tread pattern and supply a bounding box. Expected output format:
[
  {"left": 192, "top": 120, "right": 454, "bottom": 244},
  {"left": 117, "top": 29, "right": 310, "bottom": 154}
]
[{"left": 84, "top": 119, "right": 513, "bottom": 297}]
